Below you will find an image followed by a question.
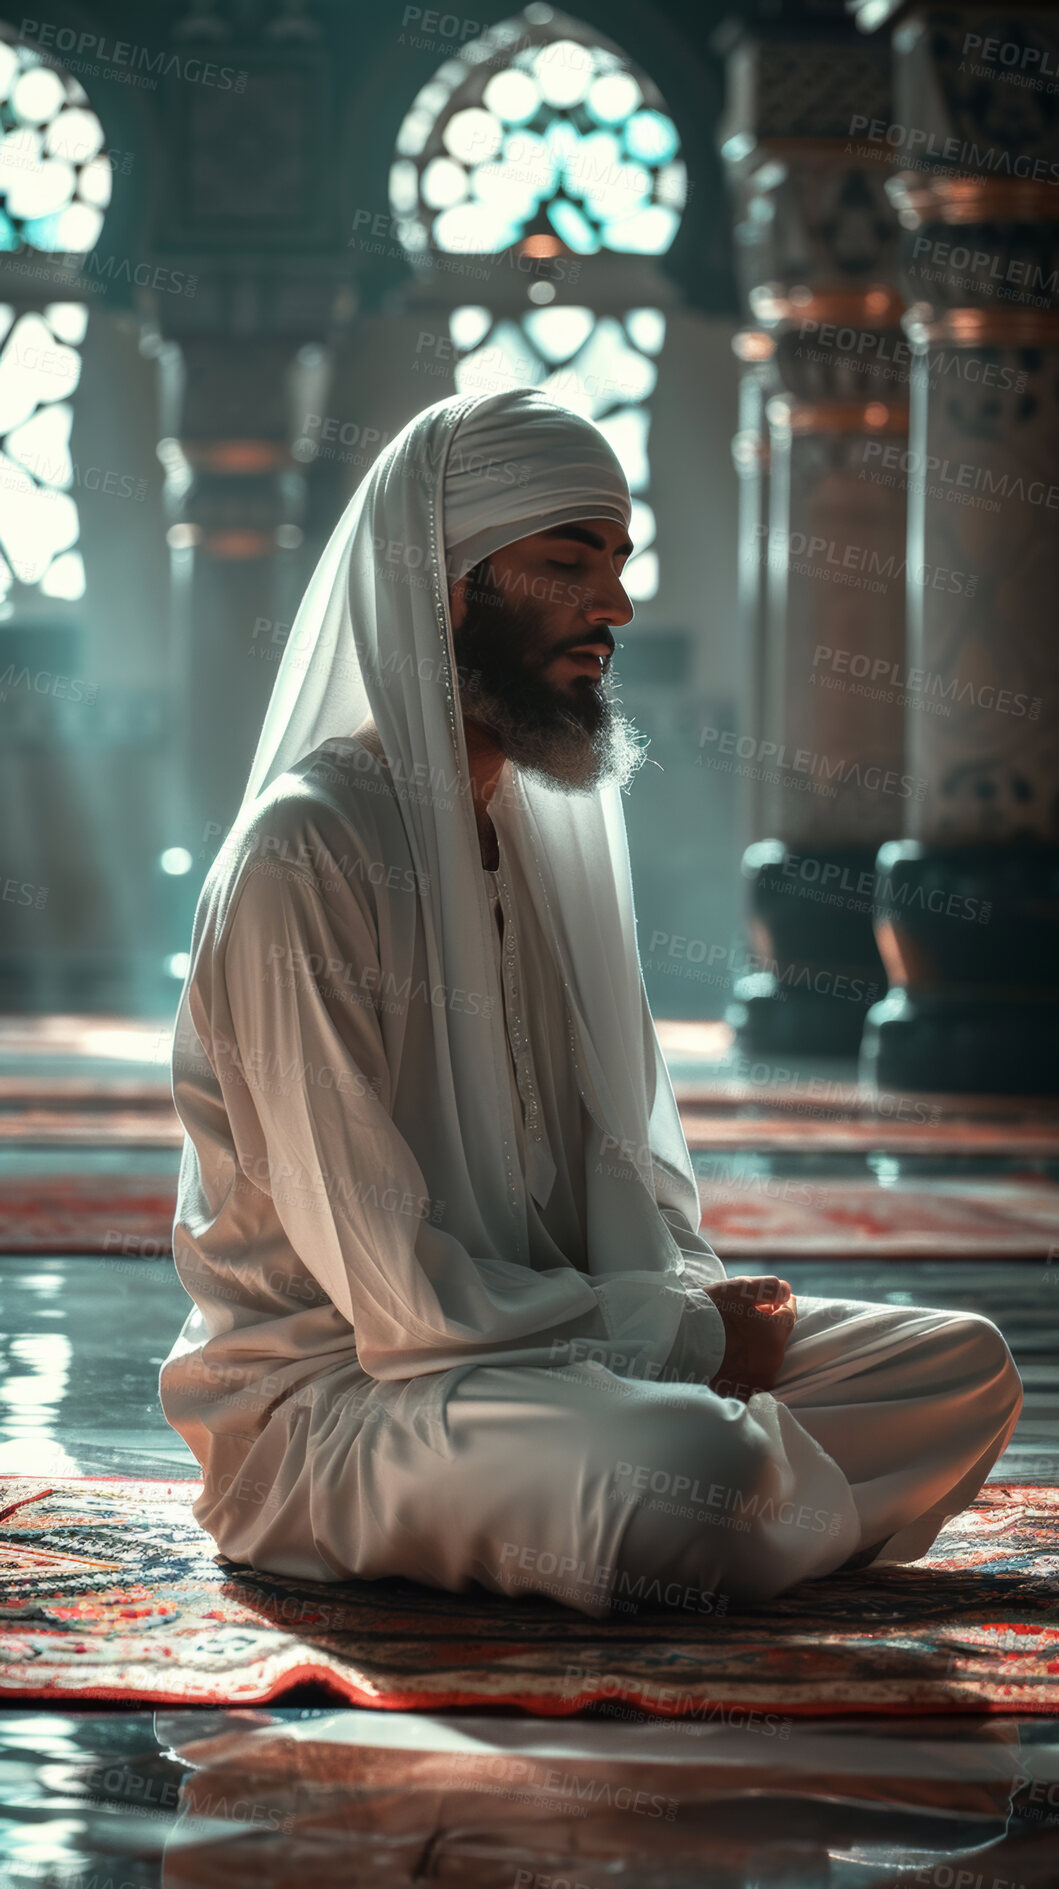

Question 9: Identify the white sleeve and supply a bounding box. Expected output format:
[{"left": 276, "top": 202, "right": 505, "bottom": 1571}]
[
  {"left": 215, "top": 863, "right": 688, "bottom": 1382},
  {"left": 658, "top": 1207, "right": 728, "bottom": 1384},
  {"left": 660, "top": 1203, "right": 727, "bottom": 1287}
]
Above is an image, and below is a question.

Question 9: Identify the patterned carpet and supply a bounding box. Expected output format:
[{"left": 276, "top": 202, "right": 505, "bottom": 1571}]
[
  {"left": 2, "top": 1476, "right": 1057, "bottom": 1715},
  {"left": 2, "top": 1167, "right": 1056, "bottom": 1256},
  {"left": 3, "top": 1013, "right": 1058, "bottom": 1256}
]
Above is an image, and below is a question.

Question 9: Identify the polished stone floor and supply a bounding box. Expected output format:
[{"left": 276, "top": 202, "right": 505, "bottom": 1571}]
[
  {"left": 2, "top": 1013, "right": 1059, "bottom": 1885},
  {"left": 2, "top": 1253, "right": 1058, "bottom": 1883},
  {"left": 1, "top": 1705, "right": 1058, "bottom": 1886},
  {"left": 1, "top": 1253, "right": 1056, "bottom": 1484}
]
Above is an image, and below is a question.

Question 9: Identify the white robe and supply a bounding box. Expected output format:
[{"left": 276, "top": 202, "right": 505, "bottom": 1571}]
[{"left": 159, "top": 737, "right": 1023, "bottom": 1615}]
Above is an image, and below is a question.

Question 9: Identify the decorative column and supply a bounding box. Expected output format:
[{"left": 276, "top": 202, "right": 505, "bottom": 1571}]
[
  {"left": 856, "top": 3, "right": 1059, "bottom": 1093},
  {"left": 143, "top": 0, "right": 353, "bottom": 864},
  {"left": 718, "top": 24, "right": 908, "bottom": 1055},
  {"left": 731, "top": 328, "right": 776, "bottom": 848},
  {"left": 151, "top": 337, "right": 327, "bottom": 847}
]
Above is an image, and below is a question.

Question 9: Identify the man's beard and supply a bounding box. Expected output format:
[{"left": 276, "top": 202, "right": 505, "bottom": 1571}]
[{"left": 450, "top": 561, "right": 648, "bottom": 794}]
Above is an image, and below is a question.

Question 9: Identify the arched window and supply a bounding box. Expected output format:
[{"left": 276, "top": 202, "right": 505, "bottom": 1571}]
[
  {"left": 0, "top": 25, "right": 111, "bottom": 611},
  {"left": 447, "top": 299, "right": 665, "bottom": 598},
  {"left": 391, "top": 4, "right": 684, "bottom": 257},
  {"left": 390, "top": 3, "right": 685, "bottom": 600}
]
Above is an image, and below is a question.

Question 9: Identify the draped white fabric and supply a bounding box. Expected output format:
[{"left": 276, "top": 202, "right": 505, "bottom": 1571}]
[
  {"left": 234, "top": 385, "right": 720, "bottom": 1320},
  {"left": 159, "top": 387, "right": 1024, "bottom": 1605},
  {"left": 442, "top": 387, "right": 632, "bottom": 582}
]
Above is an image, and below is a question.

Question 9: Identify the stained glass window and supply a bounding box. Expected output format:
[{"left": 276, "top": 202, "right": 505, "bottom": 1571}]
[
  {"left": 0, "top": 27, "right": 112, "bottom": 609},
  {"left": 391, "top": 5, "right": 685, "bottom": 258},
  {"left": 449, "top": 302, "right": 664, "bottom": 600},
  {"left": 391, "top": 7, "right": 682, "bottom": 600}
]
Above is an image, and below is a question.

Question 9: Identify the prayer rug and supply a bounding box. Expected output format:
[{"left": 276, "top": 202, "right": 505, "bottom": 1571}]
[
  {"left": 680, "top": 1109, "right": 1059, "bottom": 1157},
  {"left": 2, "top": 1169, "right": 1056, "bottom": 1256},
  {"left": 693, "top": 1176, "right": 1059, "bottom": 1258},
  {"left": 0, "top": 1172, "right": 177, "bottom": 1253},
  {"left": 4, "top": 1097, "right": 1057, "bottom": 1158},
  {"left": 0, "top": 1102, "right": 180, "bottom": 1145},
  {"left": 1, "top": 1476, "right": 1056, "bottom": 1714}
]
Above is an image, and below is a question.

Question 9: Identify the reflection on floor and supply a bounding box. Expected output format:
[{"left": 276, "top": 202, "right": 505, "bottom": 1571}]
[
  {"left": 1, "top": 1707, "right": 1058, "bottom": 1886},
  {"left": 1, "top": 1015, "right": 1058, "bottom": 1884}
]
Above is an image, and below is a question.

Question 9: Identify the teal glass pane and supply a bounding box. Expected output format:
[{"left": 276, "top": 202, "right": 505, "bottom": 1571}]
[
  {"left": 483, "top": 68, "right": 539, "bottom": 125},
  {"left": 544, "top": 119, "right": 578, "bottom": 165},
  {"left": 625, "top": 309, "right": 666, "bottom": 355},
  {"left": 21, "top": 212, "right": 64, "bottom": 250},
  {"left": 624, "top": 111, "right": 679, "bottom": 165},
  {"left": 502, "top": 129, "right": 557, "bottom": 196},
  {"left": 603, "top": 205, "right": 679, "bottom": 254},
  {"left": 547, "top": 199, "right": 600, "bottom": 254},
  {"left": 585, "top": 71, "right": 641, "bottom": 126},
  {"left": 570, "top": 317, "right": 656, "bottom": 416},
  {"left": 524, "top": 306, "right": 594, "bottom": 363}
]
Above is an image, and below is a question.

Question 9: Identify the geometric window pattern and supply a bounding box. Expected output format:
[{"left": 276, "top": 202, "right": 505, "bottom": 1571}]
[
  {"left": 391, "top": 3, "right": 685, "bottom": 258},
  {"left": 449, "top": 303, "right": 665, "bottom": 598},
  {"left": 0, "top": 29, "right": 111, "bottom": 252},
  {"left": 0, "top": 302, "right": 88, "bottom": 603},
  {"left": 0, "top": 29, "right": 112, "bottom": 607}
]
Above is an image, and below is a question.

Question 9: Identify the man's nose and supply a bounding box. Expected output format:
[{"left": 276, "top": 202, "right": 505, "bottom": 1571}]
[{"left": 583, "top": 575, "right": 634, "bottom": 630}]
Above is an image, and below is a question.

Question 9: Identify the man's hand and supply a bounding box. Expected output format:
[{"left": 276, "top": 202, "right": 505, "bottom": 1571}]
[{"left": 703, "top": 1275, "right": 797, "bottom": 1402}]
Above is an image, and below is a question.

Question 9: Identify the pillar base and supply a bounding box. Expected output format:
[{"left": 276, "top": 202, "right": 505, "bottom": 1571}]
[
  {"left": 860, "top": 843, "right": 1059, "bottom": 1095},
  {"left": 727, "top": 974, "right": 873, "bottom": 1057},
  {"left": 726, "top": 840, "right": 886, "bottom": 1059},
  {"left": 862, "top": 989, "right": 1059, "bottom": 1096}
]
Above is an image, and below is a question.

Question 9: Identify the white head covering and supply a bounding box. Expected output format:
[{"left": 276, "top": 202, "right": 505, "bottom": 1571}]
[
  {"left": 442, "top": 385, "right": 632, "bottom": 582},
  {"left": 234, "top": 386, "right": 703, "bottom": 1286}
]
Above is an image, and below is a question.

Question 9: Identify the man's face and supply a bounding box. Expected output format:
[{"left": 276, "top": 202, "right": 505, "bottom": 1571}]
[{"left": 448, "top": 519, "right": 646, "bottom": 793}]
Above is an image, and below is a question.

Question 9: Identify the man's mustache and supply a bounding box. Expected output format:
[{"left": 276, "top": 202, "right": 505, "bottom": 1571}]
[
  {"left": 555, "top": 629, "right": 617, "bottom": 661},
  {"left": 453, "top": 596, "right": 616, "bottom": 679}
]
